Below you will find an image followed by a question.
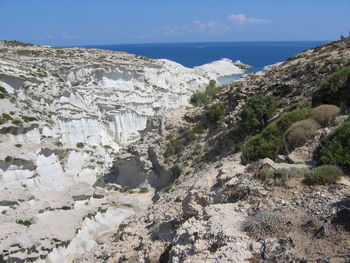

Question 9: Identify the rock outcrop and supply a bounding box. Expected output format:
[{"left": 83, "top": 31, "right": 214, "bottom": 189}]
[{"left": 0, "top": 41, "right": 245, "bottom": 262}]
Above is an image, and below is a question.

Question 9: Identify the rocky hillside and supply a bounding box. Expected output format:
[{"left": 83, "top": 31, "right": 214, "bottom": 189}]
[
  {"left": 1, "top": 38, "right": 350, "bottom": 263},
  {"left": 0, "top": 40, "right": 246, "bottom": 262},
  {"left": 76, "top": 38, "right": 350, "bottom": 263}
]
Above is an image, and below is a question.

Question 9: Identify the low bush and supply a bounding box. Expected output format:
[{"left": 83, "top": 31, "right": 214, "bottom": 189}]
[
  {"left": 0, "top": 93, "right": 5, "bottom": 99},
  {"left": 192, "top": 123, "right": 206, "bottom": 134},
  {"left": 305, "top": 165, "right": 343, "bottom": 185},
  {"left": 181, "top": 128, "right": 197, "bottom": 143},
  {"left": 310, "top": 104, "right": 341, "bottom": 127},
  {"left": 5, "top": 156, "right": 13, "bottom": 162},
  {"left": 0, "top": 86, "right": 7, "bottom": 94},
  {"left": 241, "top": 108, "right": 311, "bottom": 163},
  {"left": 190, "top": 80, "right": 223, "bottom": 107},
  {"left": 206, "top": 103, "right": 226, "bottom": 123},
  {"left": 76, "top": 142, "right": 85, "bottom": 148},
  {"left": 16, "top": 219, "right": 33, "bottom": 227},
  {"left": 315, "top": 122, "right": 350, "bottom": 173},
  {"left": 240, "top": 94, "right": 278, "bottom": 135},
  {"left": 284, "top": 119, "right": 320, "bottom": 152},
  {"left": 2, "top": 113, "right": 13, "bottom": 121},
  {"left": 164, "top": 139, "right": 185, "bottom": 158},
  {"left": 12, "top": 119, "right": 22, "bottom": 125},
  {"left": 312, "top": 66, "right": 350, "bottom": 106},
  {"left": 190, "top": 92, "right": 210, "bottom": 106},
  {"left": 22, "top": 116, "right": 38, "bottom": 122},
  {"left": 245, "top": 211, "right": 285, "bottom": 238}
]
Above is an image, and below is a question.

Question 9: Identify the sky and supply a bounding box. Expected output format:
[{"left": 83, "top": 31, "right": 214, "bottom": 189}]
[{"left": 0, "top": 0, "right": 349, "bottom": 46}]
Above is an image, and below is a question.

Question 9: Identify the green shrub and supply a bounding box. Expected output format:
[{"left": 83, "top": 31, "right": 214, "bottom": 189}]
[
  {"left": 245, "top": 211, "right": 285, "bottom": 238},
  {"left": 241, "top": 108, "right": 311, "bottom": 163},
  {"left": 284, "top": 119, "right": 320, "bottom": 151},
  {"left": 12, "top": 119, "right": 22, "bottom": 125},
  {"left": 274, "top": 108, "right": 311, "bottom": 133},
  {"left": 190, "top": 80, "right": 223, "bottom": 107},
  {"left": 76, "top": 142, "right": 85, "bottom": 148},
  {"left": 312, "top": 66, "right": 350, "bottom": 106},
  {"left": 15, "top": 144, "right": 22, "bottom": 148},
  {"left": 5, "top": 156, "right": 13, "bottom": 162},
  {"left": 16, "top": 219, "right": 33, "bottom": 227},
  {"left": 0, "top": 93, "right": 5, "bottom": 99},
  {"left": 316, "top": 122, "right": 350, "bottom": 173},
  {"left": 0, "top": 86, "right": 7, "bottom": 94},
  {"left": 55, "top": 141, "right": 63, "bottom": 147},
  {"left": 192, "top": 123, "right": 206, "bottom": 134},
  {"left": 206, "top": 103, "right": 226, "bottom": 123},
  {"left": 305, "top": 165, "right": 343, "bottom": 185},
  {"left": 190, "top": 92, "right": 210, "bottom": 106},
  {"left": 240, "top": 94, "right": 278, "bottom": 135},
  {"left": 181, "top": 128, "right": 197, "bottom": 143},
  {"left": 139, "top": 187, "right": 149, "bottom": 193},
  {"left": 310, "top": 104, "right": 341, "bottom": 127},
  {"left": 22, "top": 116, "right": 38, "bottom": 122},
  {"left": 164, "top": 139, "right": 185, "bottom": 158},
  {"left": 2, "top": 113, "right": 13, "bottom": 121}
]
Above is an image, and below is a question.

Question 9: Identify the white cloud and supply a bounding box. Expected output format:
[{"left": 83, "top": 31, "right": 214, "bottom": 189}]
[
  {"left": 228, "top": 14, "right": 268, "bottom": 24},
  {"left": 193, "top": 20, "right": 230, "bottom": 33}
]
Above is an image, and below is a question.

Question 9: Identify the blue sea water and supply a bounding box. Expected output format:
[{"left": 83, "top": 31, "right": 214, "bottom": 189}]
[{"left": 77, "top": 41, "right": 326, "bottom": 83}]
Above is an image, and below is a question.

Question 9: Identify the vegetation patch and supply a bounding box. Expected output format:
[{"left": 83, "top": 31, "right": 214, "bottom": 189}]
[
  {"left": 190, "top": 80, "right": 223, "bottom": 107},
  {"left": 76, "top": 142, "right": 85, "bottom": 148},
  {"left": 310, "top": 104, "right": 341, "bottom": 127},
  {"left": 16, "top": 219, "right": 33, "bottom": 227},
  {"left": 2, "top": 113, "right": 13, "bottom": 121},
  {"left": 315, "top": 122, "right": 350, "bottom": 173},
  {"left": 284, "top": 119, "right": 320, "bottom": 152},
  {"left": 240, "top": 94, "right": 278, "bottom": 135},
  {"left": 312, "top": 66, "right": 350, "bottom": 106},
  {"left": 22, "top": 116, "right": 38, "bottom": 122},
  {"left": 206, "top": 102, "right": 226, "bottom": 123},
  {"left": 245, "top": 211, "right": 286, "bottom": 238},
  {"left": 5, "top": 156, "right": 13, "bottom": 162},
  {"left": 305, "top": 165, "right": 343, "bottom": 185},
  {"left": 241, "top": 108, "right": 311, "bottom": 163}
]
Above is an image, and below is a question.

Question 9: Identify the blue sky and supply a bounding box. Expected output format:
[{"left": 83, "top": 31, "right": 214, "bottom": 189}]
[{"left": 1, "top": 0, "right": 349, "bottom": 45}]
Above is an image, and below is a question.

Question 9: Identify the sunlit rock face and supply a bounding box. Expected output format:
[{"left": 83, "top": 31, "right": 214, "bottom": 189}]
[{"left": 0, "top": 41, "right": 245, "bottom": 262}]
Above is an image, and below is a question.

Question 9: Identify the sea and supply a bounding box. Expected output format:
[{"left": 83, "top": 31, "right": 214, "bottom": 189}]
[{"left": 78, "top": 41, "right": 326, "bottom": 83}]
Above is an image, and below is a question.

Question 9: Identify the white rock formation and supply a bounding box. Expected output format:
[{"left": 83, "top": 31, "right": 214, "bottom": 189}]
[{"left": 0, "top": 42, "right": 246, "bottom": 262}]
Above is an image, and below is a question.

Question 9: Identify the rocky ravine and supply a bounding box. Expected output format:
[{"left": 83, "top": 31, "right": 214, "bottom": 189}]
[
  {"left": 76, "top": 38, "right": 350, "bottom": 263},
  {"left": 0, "top": 41, "right": 246, "bottom": 262}
]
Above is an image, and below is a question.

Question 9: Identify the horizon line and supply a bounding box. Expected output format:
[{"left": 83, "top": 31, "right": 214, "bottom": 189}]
[{"left": 58, "top": 39, "right": 330, "bottom": 48}]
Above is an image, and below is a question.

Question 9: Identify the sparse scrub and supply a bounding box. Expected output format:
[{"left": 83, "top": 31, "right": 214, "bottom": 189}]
[
  {"left": 241, "top": 108, "right": 311, "bottom": 163},
  {"left": 22, "top": 116, "right": 38, "bottom": 122},
  {"left": 284, "top": 119, "right": 320, "bottom": 151},
  {"left": 190, "top": 80, "right": 223, "bottom": 106},
  {"left": 206, "top": 103, "right": 226, "bottom": 123},
  {"left": 12, "top": 119, "right": 22, "bottom": 125},
  {"left": 240, "top": 94, "right": 278, "bottom": 135},
  {"left": 2, "top": 113, "right": 13, "bottom": 121},
  {"left": 310, "top": 104, "right": 341, "bottom": 127},
  {"left": 15, "top": 144, "right": 22, "bottom": 148},
  {"left": 76, "top": 142, "right": 85, "bottom": 148},
  {"left": 16, "top": 219, "right": 33, "bottom": 227},
  {"left": 192, "top": 122, "right": 206, "bottom": 134},
  {"left": 312, "top": 66, "right": 350, "bottom": 106},
  {"left": 305, "top": 165, "right": 343, "bottom": 185},
  {"left": 5, "top": 156, "right": 13, "bottom": 162},
  {"left": 315, "top": 122, "right": 350, "bottom": 173},
  {"left": 245, "top": 211, "right": 285, "bottom": 238},
  {"left": 164, "top": 139, "right": 185, "bottom": 158}
]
